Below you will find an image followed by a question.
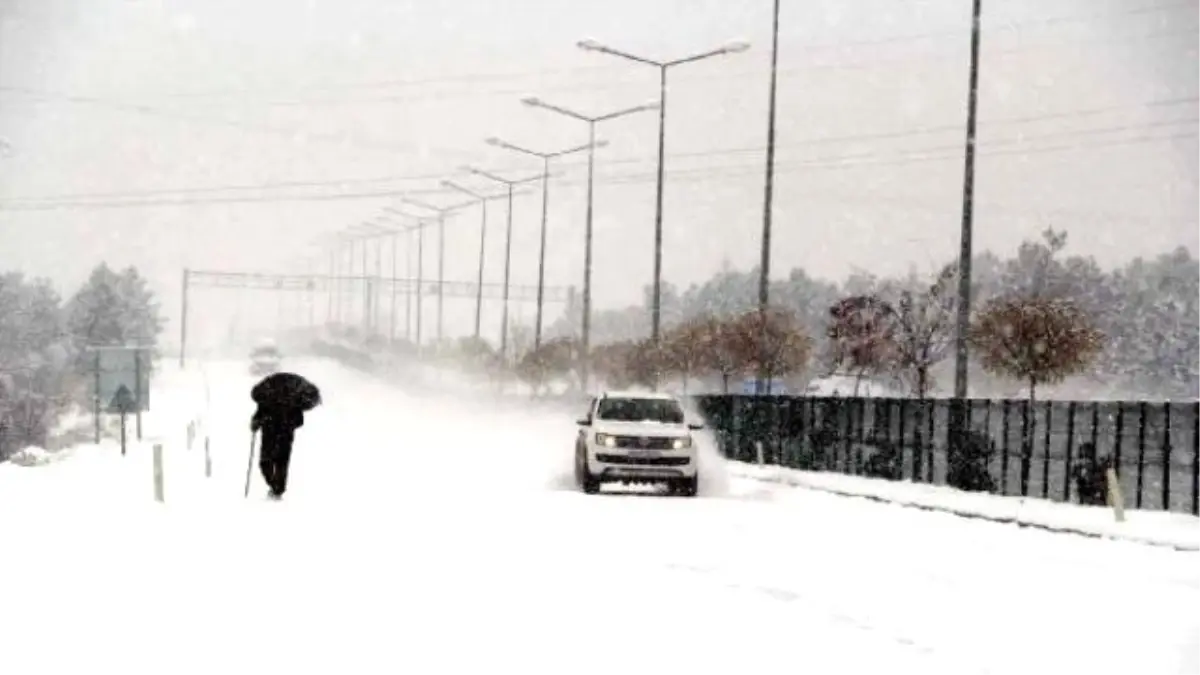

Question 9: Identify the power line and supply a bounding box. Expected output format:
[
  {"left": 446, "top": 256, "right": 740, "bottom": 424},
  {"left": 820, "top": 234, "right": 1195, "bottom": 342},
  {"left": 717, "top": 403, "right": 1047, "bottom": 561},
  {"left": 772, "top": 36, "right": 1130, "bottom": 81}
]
[
  {"left": 2, "top": 14, "right": 1193, "bottom": 116},
  {"left": 1, "top": 126, "right": 1191, "bottom": 213},
  {"left": 5, "top": 1, "right": 1185, "bottom": 104},
  {"left": 1, "top": 99, "right": 1193, "bottom": 206}
]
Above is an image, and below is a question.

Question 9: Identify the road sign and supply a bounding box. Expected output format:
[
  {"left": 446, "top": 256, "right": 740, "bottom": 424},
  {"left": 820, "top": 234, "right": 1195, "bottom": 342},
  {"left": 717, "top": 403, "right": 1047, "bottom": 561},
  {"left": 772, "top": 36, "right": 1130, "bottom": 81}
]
[
  {"left": 92, "top": 347, "right": 151, "bottom": 413},
  {"left": 107, "top": 384, "right": 136, "bottom": 414}
]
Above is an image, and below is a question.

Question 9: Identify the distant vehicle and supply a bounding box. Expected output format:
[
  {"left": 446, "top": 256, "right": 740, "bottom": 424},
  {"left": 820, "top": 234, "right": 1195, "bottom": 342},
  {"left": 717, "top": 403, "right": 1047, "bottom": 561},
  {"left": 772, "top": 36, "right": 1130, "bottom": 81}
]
[
  {"left": 803, "top": 373, "right": 906, "bottom": 398},
  {"left": 574, "top": 390, "right": 704, "bottom": 497},
  {"left": 250, "top": 339, "right": 283, "bottom": 376}
]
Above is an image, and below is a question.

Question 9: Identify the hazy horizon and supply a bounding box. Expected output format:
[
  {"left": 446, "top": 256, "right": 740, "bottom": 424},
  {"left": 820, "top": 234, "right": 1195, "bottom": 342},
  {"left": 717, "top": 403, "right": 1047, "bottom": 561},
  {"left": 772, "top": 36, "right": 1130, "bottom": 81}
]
[{"left": 1, "top": 0, "right": 1196, "bottom": 348}]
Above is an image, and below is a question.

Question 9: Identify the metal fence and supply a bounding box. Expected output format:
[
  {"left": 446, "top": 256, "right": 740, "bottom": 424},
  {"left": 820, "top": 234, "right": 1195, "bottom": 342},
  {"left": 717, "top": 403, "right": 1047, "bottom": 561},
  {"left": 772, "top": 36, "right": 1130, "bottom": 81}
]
[{"left": 692, "top": 395, "right": 1200, "bottom": 516}]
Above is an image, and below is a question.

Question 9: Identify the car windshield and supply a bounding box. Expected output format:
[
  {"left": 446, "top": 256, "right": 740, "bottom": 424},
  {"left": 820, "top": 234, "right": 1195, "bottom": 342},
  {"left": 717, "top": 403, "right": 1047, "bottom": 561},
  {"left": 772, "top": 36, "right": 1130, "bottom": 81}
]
[{"left": 596, "top": 398, "right": 685, "bottom": 424}]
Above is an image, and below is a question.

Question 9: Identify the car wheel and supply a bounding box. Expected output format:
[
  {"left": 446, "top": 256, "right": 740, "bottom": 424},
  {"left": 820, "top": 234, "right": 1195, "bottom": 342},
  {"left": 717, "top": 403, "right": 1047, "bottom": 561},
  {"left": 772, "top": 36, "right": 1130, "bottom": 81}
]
[
  {"left": 576, "top": 447, "right": 601, "bottom": 494},
  {"left": 676, "top": 475, "right": 698, "bottom": 498}
]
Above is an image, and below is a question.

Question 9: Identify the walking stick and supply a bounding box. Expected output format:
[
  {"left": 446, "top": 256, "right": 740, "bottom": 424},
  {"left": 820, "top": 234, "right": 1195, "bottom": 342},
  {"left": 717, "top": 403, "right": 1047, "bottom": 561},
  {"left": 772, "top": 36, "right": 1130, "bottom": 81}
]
[{"left": 244, "top": 429, "right": 258, "bottom": 498}]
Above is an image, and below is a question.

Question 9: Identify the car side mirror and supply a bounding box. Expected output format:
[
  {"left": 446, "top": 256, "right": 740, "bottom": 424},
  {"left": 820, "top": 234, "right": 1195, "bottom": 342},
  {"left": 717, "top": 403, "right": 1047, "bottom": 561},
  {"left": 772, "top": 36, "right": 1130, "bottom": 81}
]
[
  {"left": 576, "top": 418, "right": 591, "bottom": 426},
  {"left": 688, "top": 422, "right": 704, "bottom": 431}
]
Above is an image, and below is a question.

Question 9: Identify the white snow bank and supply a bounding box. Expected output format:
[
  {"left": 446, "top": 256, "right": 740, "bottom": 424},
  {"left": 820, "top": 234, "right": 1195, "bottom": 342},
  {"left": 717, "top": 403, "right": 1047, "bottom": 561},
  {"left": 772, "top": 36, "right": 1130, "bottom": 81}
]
[{"left": 731, "top": 462, "right": 1200, "bottom": 551}]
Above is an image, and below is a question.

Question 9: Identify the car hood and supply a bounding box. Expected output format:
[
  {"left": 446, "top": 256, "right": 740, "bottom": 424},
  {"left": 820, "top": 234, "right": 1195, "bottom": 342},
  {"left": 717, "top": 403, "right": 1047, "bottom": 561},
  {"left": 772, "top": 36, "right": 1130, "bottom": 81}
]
[{"left": 591, "top": 420, "right": 690, "bottom": 437}]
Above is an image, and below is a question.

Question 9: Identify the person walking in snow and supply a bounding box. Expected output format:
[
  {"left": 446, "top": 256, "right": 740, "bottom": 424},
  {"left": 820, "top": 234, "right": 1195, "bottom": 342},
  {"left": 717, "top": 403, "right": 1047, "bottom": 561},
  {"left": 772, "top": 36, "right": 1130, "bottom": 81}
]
[
  {"left": 251, "top": 404, "right": 306, "bottom": 499},
  {"left": 249, "top": 372, "right": 322, "bottom": 500}
]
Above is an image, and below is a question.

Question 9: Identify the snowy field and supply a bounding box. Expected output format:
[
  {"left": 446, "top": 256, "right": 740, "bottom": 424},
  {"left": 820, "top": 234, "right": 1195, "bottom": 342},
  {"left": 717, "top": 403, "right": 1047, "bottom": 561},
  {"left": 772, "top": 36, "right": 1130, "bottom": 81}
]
[{"left": 2, "top": 357, "right": 1198, "bottom": 674}]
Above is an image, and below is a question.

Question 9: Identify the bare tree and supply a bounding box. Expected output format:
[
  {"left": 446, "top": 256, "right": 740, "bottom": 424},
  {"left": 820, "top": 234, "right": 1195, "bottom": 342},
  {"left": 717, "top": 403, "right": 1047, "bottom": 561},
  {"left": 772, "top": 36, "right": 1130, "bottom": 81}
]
[
  {"left": 826, "top": 295, "right": 896, "bottom": 395},
  {"left": 888, "top": 264, "right": 957, "bottom": 398}
]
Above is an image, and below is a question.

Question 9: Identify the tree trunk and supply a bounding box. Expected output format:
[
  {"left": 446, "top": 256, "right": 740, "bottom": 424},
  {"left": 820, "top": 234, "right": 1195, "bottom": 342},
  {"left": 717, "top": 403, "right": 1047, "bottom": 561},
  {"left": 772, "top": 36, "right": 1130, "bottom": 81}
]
[
  {"left": 1019, "top": 377, "right": 1037, "bottom": 496},
  {"left": 916, "top": 366, "right": 928, "bottom": 399}
]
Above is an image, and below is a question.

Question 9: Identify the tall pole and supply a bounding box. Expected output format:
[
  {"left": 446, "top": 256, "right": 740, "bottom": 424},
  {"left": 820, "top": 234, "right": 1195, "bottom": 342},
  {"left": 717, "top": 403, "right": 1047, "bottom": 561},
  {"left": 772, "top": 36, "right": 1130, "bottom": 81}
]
[
  {"left": 405, "top": 228, "right": 413, "bottom": 342},
  {"left": 374, "top": 237, "right": 383, "bottom": 335},
  {"left": 485, "top": 138, "right": 598, "bottom": 350},
  {"left": 500, "top": 183, "right": 515, "bottom": 360},
  {"left": 360, "top": 237, "right": 368, "bottom": 333},
  {"left": 757, "top": 0, "right": 781, "bottom": 395},
  {"left": 474, "top": 199, "right": 487, "bottom": 340},
  {"left": 519, "top": 97, "right": 657, "bottom": 393},
  {"left": 534, "top": 155, "right": 551, "bottom": 350},
  {"left": 390, "top": 233, "right": 397, "bottom": 343},
  {"left": 327, "top": 249, "right": 335, "bottom": 325},
  {"left": 416, "top": 223, "right": 425, "bottom": 352},
  {"left": 179, "top": 269, "right": 189, "bottom": 368},
  {"left": 952, "top": 0, "right": 984, "bottom": 446},
  {"left": 581, "top": 121, "right": 597, "bottom": 393},
  {"left": 651, "top": 64, "right": 667, "bottom": 350},
  {"left": 575, "top": 39, "right": 749, "bottom": 379},
  {"left": 437, "top": 213, "right": 446, "bottom": 348}
]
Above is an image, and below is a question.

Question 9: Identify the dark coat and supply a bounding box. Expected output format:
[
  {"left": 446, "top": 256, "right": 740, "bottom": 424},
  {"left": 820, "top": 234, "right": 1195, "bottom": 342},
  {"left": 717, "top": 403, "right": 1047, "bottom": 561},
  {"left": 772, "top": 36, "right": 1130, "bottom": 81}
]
[{"left": 251, "top": 404, "right": 305, "bottom": 434}]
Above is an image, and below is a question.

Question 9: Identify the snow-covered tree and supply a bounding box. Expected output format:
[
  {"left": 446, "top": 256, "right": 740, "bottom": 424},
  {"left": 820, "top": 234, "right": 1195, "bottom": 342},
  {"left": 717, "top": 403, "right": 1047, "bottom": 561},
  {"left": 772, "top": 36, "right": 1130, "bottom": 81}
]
[{"left": 66, "top": 263, "right": 164, "bottom": 361}]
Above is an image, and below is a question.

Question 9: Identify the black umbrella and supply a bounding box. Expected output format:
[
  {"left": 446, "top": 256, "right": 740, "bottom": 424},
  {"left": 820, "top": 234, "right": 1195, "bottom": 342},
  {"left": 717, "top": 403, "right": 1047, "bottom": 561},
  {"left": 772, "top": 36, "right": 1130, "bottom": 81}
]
[{"left": 251, "top": 371, "right": 322, "bottom": 411}]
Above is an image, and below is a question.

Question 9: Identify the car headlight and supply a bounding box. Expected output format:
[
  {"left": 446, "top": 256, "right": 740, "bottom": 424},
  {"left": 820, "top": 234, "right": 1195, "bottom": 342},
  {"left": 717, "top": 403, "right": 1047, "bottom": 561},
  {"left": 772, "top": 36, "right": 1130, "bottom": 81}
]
[
  {"left": 672, "top": 436, "right": 692, "bottom": 450},
  {"left": 594, "top": 433, "right": 617, "bottom": 448}
]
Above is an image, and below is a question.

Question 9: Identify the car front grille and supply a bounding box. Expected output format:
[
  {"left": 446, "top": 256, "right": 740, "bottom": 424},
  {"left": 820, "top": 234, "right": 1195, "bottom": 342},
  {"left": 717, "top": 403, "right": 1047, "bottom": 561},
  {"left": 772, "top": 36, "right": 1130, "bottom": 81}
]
[
  {"left": 612, "top": 435, "right": 677, "bottom": 450},
  {"left": 596, "top": 453, "right": 690, "bottom": 467}
]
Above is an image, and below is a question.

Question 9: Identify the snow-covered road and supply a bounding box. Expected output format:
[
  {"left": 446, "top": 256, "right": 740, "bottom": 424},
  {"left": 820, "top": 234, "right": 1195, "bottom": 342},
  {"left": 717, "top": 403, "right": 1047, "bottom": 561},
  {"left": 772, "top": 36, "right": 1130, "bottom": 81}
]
[{"left": 3, "top": 358, "right": 1197, "bottom": 675}]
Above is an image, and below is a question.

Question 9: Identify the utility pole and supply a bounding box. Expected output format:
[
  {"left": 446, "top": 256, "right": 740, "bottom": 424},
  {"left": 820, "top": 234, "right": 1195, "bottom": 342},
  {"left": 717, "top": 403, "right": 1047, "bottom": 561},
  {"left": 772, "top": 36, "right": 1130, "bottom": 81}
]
[
  {"left": 485, "top": 137, "right": 605, "bottom": 350},
  {"left": 462, "top": 166, "right": 543, "bottom": 362},
  {"left": 951, "top": 0, "right": 985, "bottom": 451},
  {"left": 521, "top": 97, "right": 658, "bottom": 393},
  {"left": 398, "top": 197, "right": 473, "bottom": 350},
  {"left": 442, "top": 180, "right": 511, "bottom": 341},
  {"left": 757, "top": 0, "right": 781, "bottom": 395},
  {"left": 577, "top": 38, "right": 749, "bottom": 351}
]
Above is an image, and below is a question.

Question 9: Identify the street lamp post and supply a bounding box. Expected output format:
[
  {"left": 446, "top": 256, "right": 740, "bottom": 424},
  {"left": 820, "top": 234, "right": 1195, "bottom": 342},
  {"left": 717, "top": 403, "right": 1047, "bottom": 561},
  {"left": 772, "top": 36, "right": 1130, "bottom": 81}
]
[
  {"left": 462, "top": 166, "right": 543, "bottom": 363},
  {"left": 344, "top": 220, "right": 399, "bottom": 337},
  {"left": 398, "top": 197, "right": 474, "bottom": 349},
  {"left": 577, "top": 38, "right": 749, "bottom": 355},
  {"left": 442, "top": 180, "right": 511, "bottom": 341},
  {"left": 484, "top": 136, "right": 607, "bottom": 351},
  {"left": 385, "top": 207, "right": 436, "bottom": 353},
  {"left": 520, "top": 97, "right": 658, "bottom": 393}
]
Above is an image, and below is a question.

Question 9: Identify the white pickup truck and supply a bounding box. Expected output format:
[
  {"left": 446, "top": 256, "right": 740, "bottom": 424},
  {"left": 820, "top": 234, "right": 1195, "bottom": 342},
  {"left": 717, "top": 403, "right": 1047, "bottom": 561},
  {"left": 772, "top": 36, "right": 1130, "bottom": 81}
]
[{"left": 574, "top": 390, "right": 704, "bottom": 497}]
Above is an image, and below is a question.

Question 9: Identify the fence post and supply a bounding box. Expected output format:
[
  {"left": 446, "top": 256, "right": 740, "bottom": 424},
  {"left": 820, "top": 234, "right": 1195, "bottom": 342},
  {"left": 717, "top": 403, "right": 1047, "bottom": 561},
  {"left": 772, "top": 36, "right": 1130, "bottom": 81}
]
[
  {"left": 1113, "top": 405, "right": 1126, "bottom": 511},
  {"left": 152, "top": 443, "right": 164, "bottom": 503},
  {"left": 1135, "top": 401, "right": 1147, "bottom": 509},
  {"left": 1191, "top": 403, "right": 1198, "bottom": 516},
  {"left": 1001, "top": 400, "right": 1011, "bottom": 494},
  {"left": 1041, "top": 401, "right": 1052, "bottom": 499},
  {"left": 1019, "top": 399, "right": 1032, "bottom": 497},
  {"left": 204, "top": 437, "right": 212, "bottom": 478},
  {"left": 1160, "top": 405, "right": 1171, "bottom": 511},
  {"left": 1063, "top": 401, "right": 1077, "bottom": 503}
]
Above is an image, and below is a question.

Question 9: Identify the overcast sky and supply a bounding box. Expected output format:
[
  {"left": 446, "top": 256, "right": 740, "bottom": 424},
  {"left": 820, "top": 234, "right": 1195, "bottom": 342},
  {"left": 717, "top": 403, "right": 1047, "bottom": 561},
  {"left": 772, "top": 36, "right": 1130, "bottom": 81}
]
[{"left": 0, "top": 0, "right": 1196, "bottom": 350}]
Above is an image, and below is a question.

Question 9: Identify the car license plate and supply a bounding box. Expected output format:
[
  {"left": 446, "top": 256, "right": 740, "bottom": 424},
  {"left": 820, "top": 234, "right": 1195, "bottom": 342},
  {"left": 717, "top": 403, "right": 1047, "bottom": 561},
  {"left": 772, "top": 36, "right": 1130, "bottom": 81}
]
[{"left": 629, "top": 449, "right": 661, "bottom": 458}]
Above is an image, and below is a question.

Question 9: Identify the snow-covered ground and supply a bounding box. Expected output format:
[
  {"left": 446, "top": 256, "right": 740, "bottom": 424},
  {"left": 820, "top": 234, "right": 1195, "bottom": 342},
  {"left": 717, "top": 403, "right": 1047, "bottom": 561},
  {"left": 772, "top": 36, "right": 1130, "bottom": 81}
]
[
  {"left": 731, "top": 462, "right": 1200, "bottom": 551},
  {"left": 2, "top": 357, "right": 1198, "bottom": 674}
]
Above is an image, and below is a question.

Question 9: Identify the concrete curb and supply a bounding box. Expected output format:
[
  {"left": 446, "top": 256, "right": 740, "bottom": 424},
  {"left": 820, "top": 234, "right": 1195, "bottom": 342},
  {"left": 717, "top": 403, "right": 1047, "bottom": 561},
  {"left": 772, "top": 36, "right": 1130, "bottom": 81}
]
[{"left": 732, "top": 464, "right": 1200, "bottom": 552}]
